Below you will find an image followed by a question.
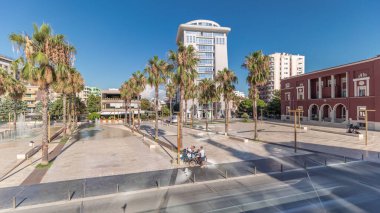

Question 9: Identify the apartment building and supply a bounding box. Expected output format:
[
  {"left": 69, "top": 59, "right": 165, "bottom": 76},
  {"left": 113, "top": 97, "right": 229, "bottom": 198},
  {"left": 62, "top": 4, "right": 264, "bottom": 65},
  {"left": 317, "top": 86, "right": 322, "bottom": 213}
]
[
  {"left": 259, "top": 53, "right": 305, "bottom": 102},
  {"left": 78, "top": 86, "right": 101, "bottom": 103}
]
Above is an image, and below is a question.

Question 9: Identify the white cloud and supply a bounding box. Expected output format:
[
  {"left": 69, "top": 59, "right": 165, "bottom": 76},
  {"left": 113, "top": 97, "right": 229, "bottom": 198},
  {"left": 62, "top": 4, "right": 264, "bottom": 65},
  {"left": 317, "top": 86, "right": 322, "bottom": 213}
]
[{"left": 141, "top": 85, "right": 166, "bottom": 101}]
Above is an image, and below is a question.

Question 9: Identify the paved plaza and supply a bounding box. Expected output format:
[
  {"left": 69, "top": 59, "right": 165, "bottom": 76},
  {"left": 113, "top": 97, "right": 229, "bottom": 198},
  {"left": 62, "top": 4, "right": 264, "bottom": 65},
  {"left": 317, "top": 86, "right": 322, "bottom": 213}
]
[
  {"left": 140, "top": 121, "right": 311, "bottom": 165},
  {"left": 176, "top": 119, "right": 380, "bottom": 162},
  {"left": 42, "top": 124, "right": 173, "bottom": 183}
]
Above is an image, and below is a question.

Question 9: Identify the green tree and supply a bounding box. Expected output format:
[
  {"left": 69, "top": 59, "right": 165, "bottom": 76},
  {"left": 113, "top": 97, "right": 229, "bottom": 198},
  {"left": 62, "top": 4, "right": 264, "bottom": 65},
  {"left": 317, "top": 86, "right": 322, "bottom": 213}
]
[
  {"left": 140, "top": 98, "right": 152, "bottom": 111},
  {"left": 87, "top": 94, "right": 101, "bottom": 113},
  {"left": 145, "top": 56, "right": 171, "bottom": 141},
  {"left": 267, "top": 90, "right": 281, "bottom": 117},
  {"left": 238, "top": 99, "right": 253, "bottom": 115},
  {"left": 49, "top": 98, "right": 63, "bottom": 118},
  {"left": 88, "top": 112, "right": 100, "bottom": 121},
  {"left": 215, "top": 68, "right": 238, "bottom": 135},
  {"left": 161, "top": 105, "right": 170, "bottom": 117},
  {"left": 243, "top": 50, "right": 270, "bottom": 140},
  {"left": 0, "top": 98, "right": 27, "bottom": 122}
]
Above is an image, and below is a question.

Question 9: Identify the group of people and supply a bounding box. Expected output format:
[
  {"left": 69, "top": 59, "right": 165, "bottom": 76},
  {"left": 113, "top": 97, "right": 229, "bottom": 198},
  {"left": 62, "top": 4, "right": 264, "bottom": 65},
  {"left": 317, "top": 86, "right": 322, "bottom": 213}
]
[{"left": 182, "top": 145, "right": 206, "bottom": 166}]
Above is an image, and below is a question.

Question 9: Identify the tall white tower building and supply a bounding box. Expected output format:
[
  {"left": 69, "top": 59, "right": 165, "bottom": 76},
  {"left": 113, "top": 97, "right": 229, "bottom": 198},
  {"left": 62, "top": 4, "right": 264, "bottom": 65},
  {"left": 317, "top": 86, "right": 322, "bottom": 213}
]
[
  {"left": 176, "top": 20, "right": 231, "bottom": 81},
  {"left": 259, "top": 53, "right": 305, "bottom": 102},
  {"left": 176, "top": 20, "right": 231, "bottom": 118}
]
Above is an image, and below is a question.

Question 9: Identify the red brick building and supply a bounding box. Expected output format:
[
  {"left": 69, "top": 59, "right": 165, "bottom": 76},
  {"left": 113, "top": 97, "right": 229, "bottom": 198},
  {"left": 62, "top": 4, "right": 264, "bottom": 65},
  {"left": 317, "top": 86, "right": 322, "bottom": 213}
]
[{"left": 281, "top": 56, "right": 380, "bottom": 130}]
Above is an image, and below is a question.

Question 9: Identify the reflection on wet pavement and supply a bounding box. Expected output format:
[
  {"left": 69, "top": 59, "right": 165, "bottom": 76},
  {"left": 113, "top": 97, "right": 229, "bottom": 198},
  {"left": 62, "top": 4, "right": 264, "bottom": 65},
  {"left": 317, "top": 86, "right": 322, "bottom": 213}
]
[{"left": 73, "top": 124, "right": 133, "bottom": 141}]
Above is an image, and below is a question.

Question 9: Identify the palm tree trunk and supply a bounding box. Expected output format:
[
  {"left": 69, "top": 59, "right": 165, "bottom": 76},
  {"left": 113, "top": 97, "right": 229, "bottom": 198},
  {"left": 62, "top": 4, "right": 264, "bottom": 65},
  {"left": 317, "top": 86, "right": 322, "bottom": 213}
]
[
  {"left": 184, "top": 99, "right": 188, "bottom": 127},
  {"left": 138, "top": 95, "right": 141, "bottom": 130},
  {"left": 67, "top": 95, "right": 72, "bottom": 132},
  {"left": 71, "top": 95, "right": 75, "bottom": 130},
  {"left": 169, "top": 98, "right": 172, "bottom": 125},
  {"left": 253, "top": 88, "right": 258, "bottom": 140},
  {"left": 41, "top": 87, "right": 49, "bottom": 165},
  {"left": 205, "top": 105, "right": 209, "bottom": 131},
  {"left": 211, "top": 102, "right": 213, "bottom": 123},
  {"left": 191, "top": 98, "right": 195, "bottom": 128},
  {"left": 124, "top": 100, "right": 127, "bottom": 125},
  {"left": 73, "top": 95, "right": 77, "bottom": 128},
  {"left": 225, "top": 98, "right": 228, "bottom": 135},
  {"left": 129, "top": 100, "right": 133, "bottom": 132},
  {"left": 13, "top": 100, "right": 17, "bottom": 130},
  {"left": 155, "top": 86, "right": 158, "bottom": 141},
  {"left": 177, "top": 85, "right": 184, "bottom": 163},
  {"left": 63, "top": 94, "right": 67, "bottom": 136}
]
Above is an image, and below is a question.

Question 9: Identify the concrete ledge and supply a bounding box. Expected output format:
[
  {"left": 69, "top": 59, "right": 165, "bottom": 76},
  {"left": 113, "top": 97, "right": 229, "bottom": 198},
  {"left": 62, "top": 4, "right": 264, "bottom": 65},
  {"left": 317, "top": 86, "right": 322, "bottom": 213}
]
[
  {"left": 229, "top": 135, "right": 249, "bottom": 143},
  {"left": 358, "top": 134, "right": 364, "bottom": 140},
  {"left": 141, "top": 137, "right": 156, "bottom": 149}
]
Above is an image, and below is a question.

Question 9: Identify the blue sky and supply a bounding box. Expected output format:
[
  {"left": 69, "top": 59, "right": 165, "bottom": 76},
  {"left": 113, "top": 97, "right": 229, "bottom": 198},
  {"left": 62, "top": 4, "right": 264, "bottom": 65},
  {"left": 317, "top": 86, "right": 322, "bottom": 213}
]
[{"left": 1, "top": 0, "right": 379, "bottom": 94}]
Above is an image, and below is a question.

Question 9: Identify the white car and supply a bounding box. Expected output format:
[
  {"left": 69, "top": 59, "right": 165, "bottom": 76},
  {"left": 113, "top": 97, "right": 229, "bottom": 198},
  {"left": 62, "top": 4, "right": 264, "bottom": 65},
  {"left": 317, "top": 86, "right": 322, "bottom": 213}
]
[{"left": 170, "top": 115, "right": 178, "bottom": 123}]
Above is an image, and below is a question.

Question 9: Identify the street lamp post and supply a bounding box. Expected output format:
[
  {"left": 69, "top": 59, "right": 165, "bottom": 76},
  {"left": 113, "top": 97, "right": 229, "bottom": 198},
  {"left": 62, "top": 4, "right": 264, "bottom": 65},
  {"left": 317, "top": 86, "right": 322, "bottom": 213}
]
[
  {"left": 289, "top": 109, "right": 303, "bottom": 153},
  {"left": 360, "top": 109, "right": 376, "bottom": 146}
]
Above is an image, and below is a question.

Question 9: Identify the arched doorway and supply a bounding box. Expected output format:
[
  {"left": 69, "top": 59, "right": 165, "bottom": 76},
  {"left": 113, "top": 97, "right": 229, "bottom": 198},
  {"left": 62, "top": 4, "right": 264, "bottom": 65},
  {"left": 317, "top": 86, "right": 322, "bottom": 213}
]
[
  {"left": 308, "top": 104, "right": 319, "bottom": 121},
  {"left": 333, "top": 103, "right": 348, "bottom": 123},
  {"left": 320, "top": 104, "right": 332, "bottom": 122}
]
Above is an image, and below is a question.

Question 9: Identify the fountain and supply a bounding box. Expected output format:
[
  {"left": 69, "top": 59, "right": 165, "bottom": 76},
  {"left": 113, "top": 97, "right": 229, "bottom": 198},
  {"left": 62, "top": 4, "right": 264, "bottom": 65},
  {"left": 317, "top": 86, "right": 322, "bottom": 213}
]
[{"left": 0, "top": 113, "right": 42, "bottom": 143}]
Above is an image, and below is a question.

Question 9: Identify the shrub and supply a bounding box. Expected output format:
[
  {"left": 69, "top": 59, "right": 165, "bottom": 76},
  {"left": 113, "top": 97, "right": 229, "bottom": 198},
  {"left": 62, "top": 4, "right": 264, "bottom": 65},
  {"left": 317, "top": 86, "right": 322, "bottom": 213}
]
[
  {"left": 149, "top": 114, "right": 156, "bottom": 120},
  {"left": 140, "top": 113, "right": 148, "bottom": 120},
  {"left": 88, "top": 112, "right": 100, "bottom": 121},
  {"left": 241, "top": 113, "right": 249, "bottom": 122}
]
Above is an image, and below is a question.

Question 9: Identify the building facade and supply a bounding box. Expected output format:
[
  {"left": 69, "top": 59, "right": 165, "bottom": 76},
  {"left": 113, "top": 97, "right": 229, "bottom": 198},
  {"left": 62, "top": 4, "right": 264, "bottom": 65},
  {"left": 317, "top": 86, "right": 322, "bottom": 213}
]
[
  {"left": 233, "top": 90, "right": 246, "bottom": 98},
  {"left": 281, "top": 56, "right": 380, "bottom": 130},
  {"left": 176, "top": 19, "right": 231, "bottom": 118},
  {"left": 100, "top": 89, "right": 139, "bottom": 117},
  {"left": 22, "top": 85, "right": 39, "bottom": 114},
  {"left": 78, "top": 86, "right": 101, "bottom": 103},
  {"left": 260, "top": 53, "right": 305, "bottom": 103}
]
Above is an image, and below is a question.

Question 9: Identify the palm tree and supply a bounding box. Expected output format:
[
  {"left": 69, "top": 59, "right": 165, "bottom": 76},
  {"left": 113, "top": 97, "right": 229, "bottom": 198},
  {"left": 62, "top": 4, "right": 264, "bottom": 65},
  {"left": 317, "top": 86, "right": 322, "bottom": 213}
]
[
  {"left": 145, "top": 56, "right": 170, "bottom": 141},
  {"left": 9, "top": 23, "right": 68, "bottom": 165},
  {"left": 169, "top": 43, "right": 199, "bottom": 162},
  {"left": 198, "top": 78, "right": 217, "bottom": 131},
  {"left": 242, "top": 50, "right": 270, "bottom": 140},
  {"left": 69, "top": 69, "right": 84, "bottom": 129},
  {"left": 165, "top": 81, "right": 176, "bottom": 125},
  {"left": 130, "top": 70, "right": 146, "bottom": 130},
  {"left": 6, "top": 77, "right": 26, "bottom": 130},
  {"left": 53, "top": 43, "right": 76, "bottom": 135},
  {"left": 120, "top": 80, "right": 133, "bottom": 127},
  {"left": 215, "top": 68, "right": 238, "bottom": 135},
  {"left": 187, "top": 83, "right": 198, "bottom": 128},
  {"left": 183, "top": 67, "right": 198, "bottom": 126}
]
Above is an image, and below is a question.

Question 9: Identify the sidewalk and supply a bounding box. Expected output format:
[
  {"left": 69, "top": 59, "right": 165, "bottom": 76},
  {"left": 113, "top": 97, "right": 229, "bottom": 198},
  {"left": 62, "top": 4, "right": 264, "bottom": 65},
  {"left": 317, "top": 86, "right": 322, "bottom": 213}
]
[{"left": 0, "top": 152, "right": 358, "bottom": 210}]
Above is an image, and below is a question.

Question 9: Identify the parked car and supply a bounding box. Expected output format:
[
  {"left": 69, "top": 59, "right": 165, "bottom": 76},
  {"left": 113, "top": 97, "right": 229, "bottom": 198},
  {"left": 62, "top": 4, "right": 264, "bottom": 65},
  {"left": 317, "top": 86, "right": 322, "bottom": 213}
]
[{"left": 165, "top": 115, "right": 178, "bottom": 123}]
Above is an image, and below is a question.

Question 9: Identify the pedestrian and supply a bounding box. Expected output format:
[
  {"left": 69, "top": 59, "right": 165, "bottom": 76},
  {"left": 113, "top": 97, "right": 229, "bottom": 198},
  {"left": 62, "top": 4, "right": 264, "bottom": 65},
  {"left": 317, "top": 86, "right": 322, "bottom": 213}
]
[{"left": 199, "top": 146, "right": 206, "bottom": 167}]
